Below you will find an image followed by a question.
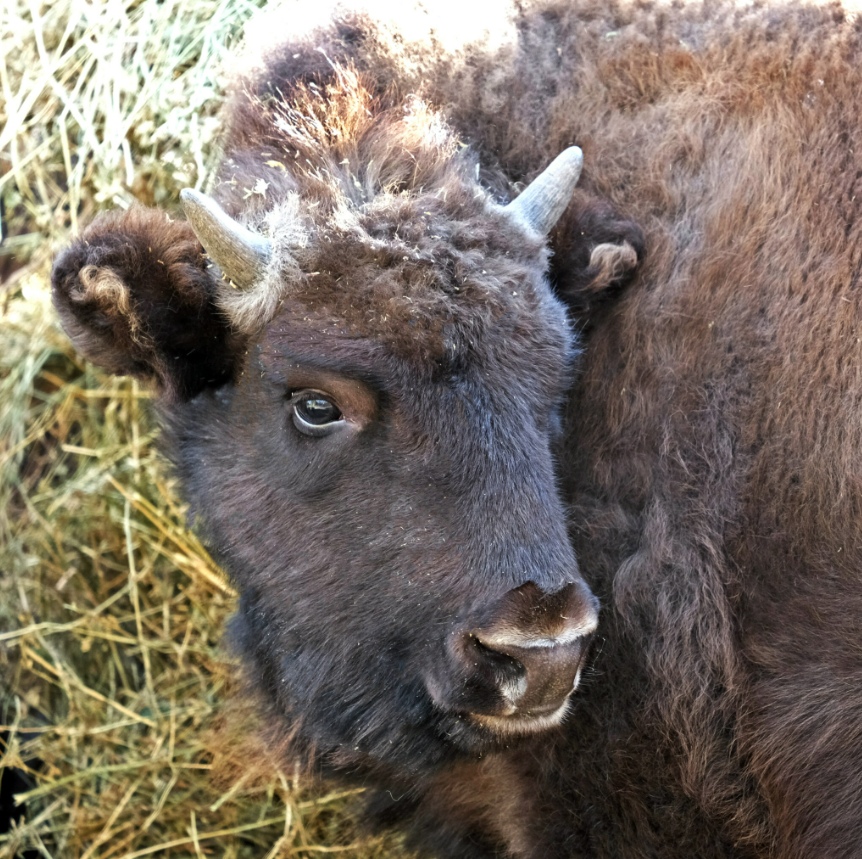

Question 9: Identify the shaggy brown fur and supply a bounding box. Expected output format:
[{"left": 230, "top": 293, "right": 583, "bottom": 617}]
[{"left": 52, "top": 0, "right": 862, "bottom": 857}]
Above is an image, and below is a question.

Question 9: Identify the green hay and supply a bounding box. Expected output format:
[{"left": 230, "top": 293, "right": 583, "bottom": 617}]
[{"left": 0, "top": 0, "right": 414, "bottom": 856}]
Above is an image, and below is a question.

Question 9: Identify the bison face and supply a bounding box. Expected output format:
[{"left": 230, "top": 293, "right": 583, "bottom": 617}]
[
  {"left": 51, "top": 150, "right": 618, "bottom": 779},
  {"left": 166, "top": 283, "right": 598, "bottom": 774}
]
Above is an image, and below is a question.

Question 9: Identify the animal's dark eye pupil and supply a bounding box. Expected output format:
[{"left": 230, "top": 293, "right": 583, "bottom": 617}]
[{"left": 296, "top": 397, "right": 341, "bottom": 425}]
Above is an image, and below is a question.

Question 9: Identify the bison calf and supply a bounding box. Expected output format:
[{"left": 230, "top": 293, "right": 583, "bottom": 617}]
[{"left": 53, "top": 0, "right": 862, "bottom": 857}]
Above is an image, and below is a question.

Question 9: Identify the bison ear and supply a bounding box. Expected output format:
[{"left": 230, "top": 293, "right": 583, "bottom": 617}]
[
  {"left": 52, "top": 206, "right": 242, "bottom": 402},
  {"left": 549, "top": 196, "right": 645, "bottom": 318}
]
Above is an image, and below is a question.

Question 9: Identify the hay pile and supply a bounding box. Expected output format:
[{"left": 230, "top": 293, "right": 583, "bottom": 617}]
[{"left": 0, "top": 1, "right": 413, "bottom": 856}]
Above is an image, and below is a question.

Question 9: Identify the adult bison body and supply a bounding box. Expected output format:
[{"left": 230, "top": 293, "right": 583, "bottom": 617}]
[{"left": 52, "top": 0, "right": 862, "bottom": 857}]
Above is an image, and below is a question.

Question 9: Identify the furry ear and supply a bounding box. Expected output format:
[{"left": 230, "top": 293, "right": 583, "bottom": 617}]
[
  {"left": 52, "top": 207, "right": 243, "bottom": 401},
  {"left": 550, "top": 196, "right": 645, "bottom": 318}
]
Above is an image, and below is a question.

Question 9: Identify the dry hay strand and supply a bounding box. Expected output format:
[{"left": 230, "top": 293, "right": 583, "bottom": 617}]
[{"left": 0, "top": 0, "right": 415, "bottom": 856}]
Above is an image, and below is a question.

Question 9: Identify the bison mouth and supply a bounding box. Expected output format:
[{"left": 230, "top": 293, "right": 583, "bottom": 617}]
[{"left": 469, "top": 696, "right": 573, "bottom": 736}]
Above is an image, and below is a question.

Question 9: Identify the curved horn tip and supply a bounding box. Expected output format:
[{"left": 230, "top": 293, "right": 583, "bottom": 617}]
[
  {"left": 179, "top": 187, "right": 217, "bottom": 222},
  {"left": 504, "top": 146, "right": 585, "bottom": 236},
  {"left": 180, "top": 188, "right": 272, "bottom": 289},
  {"left": 559, "top": 145, "right": 584, "bottom": 167},
  {"left": 179, "top": 187, "right": 199, "bottom": 205}
]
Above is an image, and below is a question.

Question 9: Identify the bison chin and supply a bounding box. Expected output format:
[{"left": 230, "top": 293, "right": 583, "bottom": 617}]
[{"left": 227, "top": 606, "right": 473, "bottom": 777}]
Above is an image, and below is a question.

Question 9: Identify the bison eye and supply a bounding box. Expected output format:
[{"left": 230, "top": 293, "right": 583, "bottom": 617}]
[{"left": 291, "top": 391, "right": 344, "bottom": 437}]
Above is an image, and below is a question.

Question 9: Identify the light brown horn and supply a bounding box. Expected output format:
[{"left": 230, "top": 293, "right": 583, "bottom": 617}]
[
  {"left": 503, "top": 146, "right": 584, "bottom": 236},
  {"left": 180, "top": 188, "right": 272, "bottom": 288}
]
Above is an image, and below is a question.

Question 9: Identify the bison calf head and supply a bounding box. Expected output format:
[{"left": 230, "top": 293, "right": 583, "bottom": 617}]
[{"left": 52, "top": 145, "right": 606, "bottom": 778}]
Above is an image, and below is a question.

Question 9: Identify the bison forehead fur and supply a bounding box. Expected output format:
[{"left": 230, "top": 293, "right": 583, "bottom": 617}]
[
  {"left": 255, "top": 189, "right": 562, "bottom": 364},
  {"left": 51, "top": 0, "right": 862, "bottom": 857}
]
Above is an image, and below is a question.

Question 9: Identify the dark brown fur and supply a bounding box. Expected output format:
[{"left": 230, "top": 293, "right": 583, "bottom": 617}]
[{"left": 51, "top": 1, "right": 862, "bottom": 857}]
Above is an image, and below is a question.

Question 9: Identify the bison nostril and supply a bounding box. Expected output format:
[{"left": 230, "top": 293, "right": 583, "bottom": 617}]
[
  {"left": 466, "top": 626, "right": 591, "bottom": 709},
  {"left": 465, "top": 634, "right": 527, "bottom": 684},
  {"left": 469, "top": 633, "right": 521, "bottom": 665},
  {"left": 496, "top": 638, "right": 587, "bottom": 708}
]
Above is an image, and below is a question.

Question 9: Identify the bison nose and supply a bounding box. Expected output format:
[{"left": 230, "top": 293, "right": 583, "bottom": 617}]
[
  {"left": 472, "top": 630, "right": 589, "bottom": 715},
  {"left": 444, "top": 582, "right": 599, "bottom": 732}
]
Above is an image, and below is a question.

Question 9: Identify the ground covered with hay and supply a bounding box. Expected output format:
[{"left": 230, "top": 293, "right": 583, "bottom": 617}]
[{"left": 0, "top": 1, "right": 414, "bottom": 856}]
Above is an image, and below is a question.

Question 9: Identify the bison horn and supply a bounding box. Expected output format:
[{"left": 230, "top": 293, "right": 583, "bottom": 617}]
[
  {"left": 504, "top": 146, "right": 584, "bottom": 236},
  {"left": 180, "top": 188, "right": 272, "bottom": 288}
]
